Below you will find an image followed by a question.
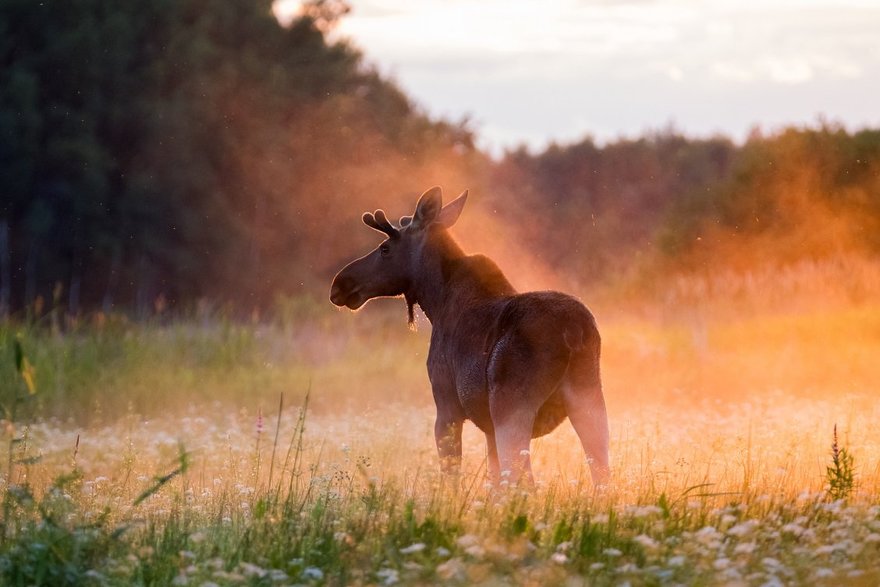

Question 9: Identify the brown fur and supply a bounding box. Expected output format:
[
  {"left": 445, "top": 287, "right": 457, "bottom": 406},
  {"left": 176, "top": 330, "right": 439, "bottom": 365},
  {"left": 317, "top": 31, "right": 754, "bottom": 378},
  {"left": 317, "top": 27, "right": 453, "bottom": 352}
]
[{"left": 330, "top": 187, "right": 610, "bottom": 486}]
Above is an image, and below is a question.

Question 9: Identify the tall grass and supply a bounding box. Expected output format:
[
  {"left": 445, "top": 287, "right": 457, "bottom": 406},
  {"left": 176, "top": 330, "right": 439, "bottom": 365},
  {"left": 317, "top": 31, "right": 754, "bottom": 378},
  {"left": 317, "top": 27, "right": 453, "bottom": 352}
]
[
  {"left": 1, "top": 262, "right": 879, "bottom": 584},
  {"left": 3, "top": 393, "right": 880, "bottom": 585}
]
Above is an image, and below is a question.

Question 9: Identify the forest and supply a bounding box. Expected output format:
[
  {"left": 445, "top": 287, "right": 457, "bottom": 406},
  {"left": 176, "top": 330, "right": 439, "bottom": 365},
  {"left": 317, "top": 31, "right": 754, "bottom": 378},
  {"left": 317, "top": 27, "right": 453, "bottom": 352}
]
[{"left": 2, "top": 0, "right": 878, "bottom": 318}]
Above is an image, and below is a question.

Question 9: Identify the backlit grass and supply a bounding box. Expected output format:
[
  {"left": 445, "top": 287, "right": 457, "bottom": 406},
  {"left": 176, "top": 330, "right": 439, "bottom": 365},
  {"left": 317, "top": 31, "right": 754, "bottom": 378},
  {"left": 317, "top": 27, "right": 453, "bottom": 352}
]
[{"left": 2, "top": 271, "right": 880, "bottom": 585}]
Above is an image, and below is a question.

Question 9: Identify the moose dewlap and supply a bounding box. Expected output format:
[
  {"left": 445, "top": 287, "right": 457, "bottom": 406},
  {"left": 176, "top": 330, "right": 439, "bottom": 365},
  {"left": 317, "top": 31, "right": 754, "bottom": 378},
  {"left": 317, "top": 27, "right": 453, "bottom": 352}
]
[{"left": 329, "top": 186, "right": 609, "bottom": 486}]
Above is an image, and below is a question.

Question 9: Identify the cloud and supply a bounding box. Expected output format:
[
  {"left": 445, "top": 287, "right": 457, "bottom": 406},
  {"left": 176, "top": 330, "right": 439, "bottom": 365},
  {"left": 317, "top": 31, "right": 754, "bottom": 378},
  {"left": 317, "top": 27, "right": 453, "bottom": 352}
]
[
  {"left": 292, "top": 0, "right": 880, "bottom": 150},
  {"left": 763, "top": 58, "right": 814, "bottom": 85}
]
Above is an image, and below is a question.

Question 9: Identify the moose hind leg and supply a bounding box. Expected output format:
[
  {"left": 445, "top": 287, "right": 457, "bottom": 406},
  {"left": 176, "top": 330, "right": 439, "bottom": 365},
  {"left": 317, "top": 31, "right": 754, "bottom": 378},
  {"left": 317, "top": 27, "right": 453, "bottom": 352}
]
[
  {"left": 563, "top": 382, "right": 610, "bottom": 487},
  {"left": 491, "top": 406, "right": 536, "bottom": 485},
  {"left": 485, "top": 431, "right": 500, "bottom": 484}
]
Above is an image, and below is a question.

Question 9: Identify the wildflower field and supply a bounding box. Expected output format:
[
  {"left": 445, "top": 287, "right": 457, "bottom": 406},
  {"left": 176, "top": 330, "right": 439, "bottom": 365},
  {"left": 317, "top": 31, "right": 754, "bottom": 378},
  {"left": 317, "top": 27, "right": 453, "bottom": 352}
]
[{"left": 2, "top": 262, "right": 880, "bottom": 586}]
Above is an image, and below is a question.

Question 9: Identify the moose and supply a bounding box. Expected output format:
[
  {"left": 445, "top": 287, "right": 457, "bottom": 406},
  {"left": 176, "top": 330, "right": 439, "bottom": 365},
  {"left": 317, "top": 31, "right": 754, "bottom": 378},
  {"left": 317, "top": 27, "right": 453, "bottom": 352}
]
[{"left": 329, "top": 187, "right": 609, "bottom": 486}]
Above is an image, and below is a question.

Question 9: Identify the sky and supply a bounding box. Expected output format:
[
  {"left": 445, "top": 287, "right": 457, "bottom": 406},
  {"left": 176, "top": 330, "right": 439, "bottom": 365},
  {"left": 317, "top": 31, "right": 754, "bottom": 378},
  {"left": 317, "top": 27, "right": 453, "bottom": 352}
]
[{"left": 275, "top": 0, "right": 880, "bottom": 154}]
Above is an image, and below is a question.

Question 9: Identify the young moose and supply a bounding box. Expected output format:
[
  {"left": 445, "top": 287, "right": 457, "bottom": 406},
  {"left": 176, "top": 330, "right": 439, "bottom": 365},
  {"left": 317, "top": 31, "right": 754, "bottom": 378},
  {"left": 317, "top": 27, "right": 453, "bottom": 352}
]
[{"left": 329, "top": 187, "right": 609, "bottom": 486}]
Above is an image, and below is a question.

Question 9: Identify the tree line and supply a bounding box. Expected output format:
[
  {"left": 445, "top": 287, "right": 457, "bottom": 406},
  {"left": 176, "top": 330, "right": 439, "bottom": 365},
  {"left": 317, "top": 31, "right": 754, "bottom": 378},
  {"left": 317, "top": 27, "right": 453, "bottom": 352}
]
[{"left": 2, "top": 0, "right": 878, "bottom": 317}]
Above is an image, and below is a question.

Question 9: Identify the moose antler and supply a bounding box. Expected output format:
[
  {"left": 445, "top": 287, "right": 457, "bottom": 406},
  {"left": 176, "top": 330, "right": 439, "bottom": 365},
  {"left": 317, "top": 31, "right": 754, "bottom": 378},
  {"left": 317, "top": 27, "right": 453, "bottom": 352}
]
[{"left": 362, "top": 209, "right": 400, "bottom": 238}]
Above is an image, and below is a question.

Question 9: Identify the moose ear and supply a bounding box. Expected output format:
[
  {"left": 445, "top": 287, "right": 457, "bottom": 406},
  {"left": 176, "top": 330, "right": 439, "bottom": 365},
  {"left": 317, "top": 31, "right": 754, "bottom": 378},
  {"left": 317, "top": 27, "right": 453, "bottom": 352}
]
[
  {"left": 436, "top": 190, "right": 468, "bottom": 228},
  {"left": 412, "top": 186, "right": 443, "bottom": 228}
]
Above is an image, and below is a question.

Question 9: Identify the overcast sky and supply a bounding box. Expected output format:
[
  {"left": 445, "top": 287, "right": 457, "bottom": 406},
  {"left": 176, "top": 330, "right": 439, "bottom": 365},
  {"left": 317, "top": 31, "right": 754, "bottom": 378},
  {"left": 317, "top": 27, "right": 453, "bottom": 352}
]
[{"left": 276, "top": 0, "right": 880, "bottom": 154}]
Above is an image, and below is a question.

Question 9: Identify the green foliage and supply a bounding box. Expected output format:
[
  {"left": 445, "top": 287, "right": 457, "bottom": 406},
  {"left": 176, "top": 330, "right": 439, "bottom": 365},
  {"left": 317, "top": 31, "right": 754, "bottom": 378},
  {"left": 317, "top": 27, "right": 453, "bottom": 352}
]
[
  {"left": 0, "top": 471, "right": 121, "bottom": 587},
  {"left": 826, "top": 424, "right": 855, "bottom": 501},
  {"left": 659, "top": 125, "right": 880, "bottom": 266},
  {"left": 0, "top": 312, "right": 879, "bottom": 583},
  {"left": 493, "top": 131, "right": 737, "bottom": 279},
  {"left": 0, "top": 0, "right": 475, "bottom": 313},
  {"left": 3, "top": 0, "right": 879, "bottom": 313},
  {"left": 132, "top": 443, "right": 189, "bottom": 506}
]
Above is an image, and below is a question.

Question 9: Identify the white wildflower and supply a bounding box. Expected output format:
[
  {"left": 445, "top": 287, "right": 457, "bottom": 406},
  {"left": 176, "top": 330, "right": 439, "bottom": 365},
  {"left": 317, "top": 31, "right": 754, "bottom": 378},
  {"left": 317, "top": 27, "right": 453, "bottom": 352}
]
[
  {"left": 720, "top": 567, "right": 744, "bottom": 582},
  {"left": 399, "top": 542, "right": 426, "bottom": 555},
  {"left": 376, "top": 567, "right": 399, "bottom": 585},
  {"left": 465, "top": 544, "right": 485, "bottom": 558},
  {"left": 556, "top": 541, "right": 573, "bottom": 552},
  {"left": 239, "top": 562, "right": 267, "bottom": 578},
  {"left": 590, "top": 562, "right": 605, "bottom": 571},
  {"left": 189, "top": 532, "right": 206, "bottom": 544},
  {"left": 269, "top": 570, "right": 288, "bottom": 582},
  {"left": 728, "top": 520, "right": 758, "bottom": 537},
  {"left": 847, "top": 570, "right": 865, "bottom": 578},
  {"left": 551, "top": 552, "right": 568, "bottom": 564},
  {"left": 713, "top": 557, "right": 730, "bottom": 570},
  {"left": 633, "top": 534, "right": 659, "bottom": 550},
  {"left": 436, "top": 558, "right": 465, "bottom": 581},
  {"left": 436, "top": 546, "right": 451, "bottom": 557},
  {"left": 603, "top": 548, "right": 622, "bottom": 557},
  {"left": 301, "top": 567, "right": 324, "bottom": 581},
  {"left": 696, "top": 525, "right": 723, "bottom": 547},
  {"left": 334, "top": 531, "right": 353, "bottom": 545},
  {"left": 668, "top": 555, "right": 686, "bottom": 566},
  {"left": 734, "top": 541, "right": 757, "bottom": 555},
  {"left": 629, "top": 505, "right": 663, "bottom": 518}
]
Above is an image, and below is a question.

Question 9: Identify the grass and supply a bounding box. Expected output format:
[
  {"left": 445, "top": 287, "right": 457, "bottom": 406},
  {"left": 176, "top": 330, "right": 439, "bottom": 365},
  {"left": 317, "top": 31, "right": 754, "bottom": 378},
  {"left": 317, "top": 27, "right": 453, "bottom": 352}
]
[{"left": 2, "top": 274, "right": 880, "bottom": 585}]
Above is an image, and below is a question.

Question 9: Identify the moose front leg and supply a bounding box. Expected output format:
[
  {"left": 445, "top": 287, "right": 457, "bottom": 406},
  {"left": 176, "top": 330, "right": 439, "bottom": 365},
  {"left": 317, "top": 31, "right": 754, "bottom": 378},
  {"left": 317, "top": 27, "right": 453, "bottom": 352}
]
[{"left": 434, "top": 417, "right": 463, "bottom": 475}]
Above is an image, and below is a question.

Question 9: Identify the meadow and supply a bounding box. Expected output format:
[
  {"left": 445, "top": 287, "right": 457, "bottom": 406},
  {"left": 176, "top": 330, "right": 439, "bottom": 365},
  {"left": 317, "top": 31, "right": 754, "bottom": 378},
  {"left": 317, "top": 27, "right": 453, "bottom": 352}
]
[{"left": 2, "top": 258, "right": 880, "bottom": 586}]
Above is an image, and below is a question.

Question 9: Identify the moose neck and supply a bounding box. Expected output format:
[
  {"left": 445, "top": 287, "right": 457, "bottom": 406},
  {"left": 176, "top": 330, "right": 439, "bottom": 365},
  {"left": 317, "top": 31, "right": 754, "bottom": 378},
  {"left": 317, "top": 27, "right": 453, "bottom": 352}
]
[
  {"left": 408, "top": 230, "right": 466, "bottom": 324},
  {"left": 407, "top": 229, "right": 516, "bottom": 325}
]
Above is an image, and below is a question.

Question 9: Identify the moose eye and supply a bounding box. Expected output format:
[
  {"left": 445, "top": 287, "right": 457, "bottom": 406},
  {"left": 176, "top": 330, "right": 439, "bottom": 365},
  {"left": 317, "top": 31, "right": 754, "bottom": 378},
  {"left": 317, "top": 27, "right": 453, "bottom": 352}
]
[{"left": 380, "top": 244, "right": 391, "bottom": 258}]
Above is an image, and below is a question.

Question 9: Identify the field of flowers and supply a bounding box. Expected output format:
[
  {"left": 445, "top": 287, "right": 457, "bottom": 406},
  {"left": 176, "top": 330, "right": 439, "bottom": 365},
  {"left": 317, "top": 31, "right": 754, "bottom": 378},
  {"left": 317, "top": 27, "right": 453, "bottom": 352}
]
[{"left": 2, "top": 269, "right": 879, "bottom": 585}]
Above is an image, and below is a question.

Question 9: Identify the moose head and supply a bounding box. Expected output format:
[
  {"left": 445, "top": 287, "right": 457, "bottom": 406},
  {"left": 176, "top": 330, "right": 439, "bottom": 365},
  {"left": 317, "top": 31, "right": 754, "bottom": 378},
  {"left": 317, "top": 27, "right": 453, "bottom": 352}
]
[{"left": 329, "top": 186, "right": 468, "bottom": 320}]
